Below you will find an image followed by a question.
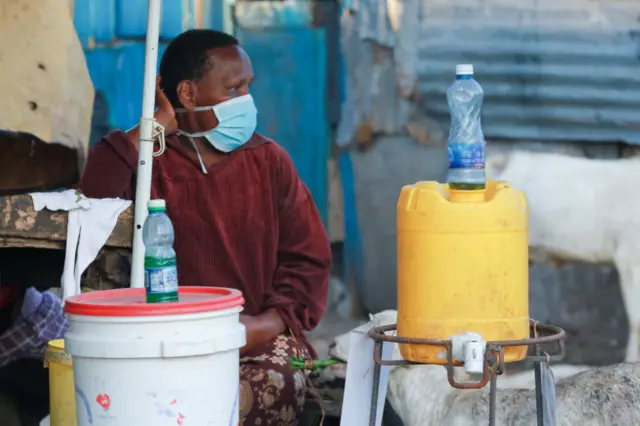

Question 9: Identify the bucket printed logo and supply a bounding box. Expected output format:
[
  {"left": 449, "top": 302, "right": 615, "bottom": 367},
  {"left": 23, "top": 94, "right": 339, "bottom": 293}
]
[{"left": 96, "top": 394, "right": 111, "bottom": 411}]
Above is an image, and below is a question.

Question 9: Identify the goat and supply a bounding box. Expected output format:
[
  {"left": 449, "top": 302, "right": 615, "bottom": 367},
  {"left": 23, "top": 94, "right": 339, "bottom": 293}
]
[
  {"left": 487, "top": 150, "right": 640, "bottom": 362},
  {"left": 331, "top": 310, "right": 640, "bottom": 426}
]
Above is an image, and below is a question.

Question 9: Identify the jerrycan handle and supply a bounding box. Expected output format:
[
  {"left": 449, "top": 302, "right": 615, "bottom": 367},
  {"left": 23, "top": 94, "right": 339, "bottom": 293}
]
[{"left": 494, "top": 181, "right": 527, "bottom": 210}]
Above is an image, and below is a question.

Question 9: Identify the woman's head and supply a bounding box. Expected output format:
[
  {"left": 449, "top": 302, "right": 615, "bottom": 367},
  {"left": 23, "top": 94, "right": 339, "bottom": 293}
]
[{"left": 159, "top": 29, "right": 254, "bottom": 134}]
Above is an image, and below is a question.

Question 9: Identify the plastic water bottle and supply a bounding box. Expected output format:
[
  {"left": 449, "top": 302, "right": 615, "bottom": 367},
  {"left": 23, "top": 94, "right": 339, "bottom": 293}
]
[
  {"left": 143, "top": 199, "right": 179, "bottom": 303},
  {"left": 447, "top": 64, "right": 486, "bottom": 190}
]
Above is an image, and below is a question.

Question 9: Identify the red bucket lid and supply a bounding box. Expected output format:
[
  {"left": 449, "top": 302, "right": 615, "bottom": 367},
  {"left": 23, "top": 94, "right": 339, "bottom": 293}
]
[{"left": 64, "top": 287, "right": 244, "bottom": 317}]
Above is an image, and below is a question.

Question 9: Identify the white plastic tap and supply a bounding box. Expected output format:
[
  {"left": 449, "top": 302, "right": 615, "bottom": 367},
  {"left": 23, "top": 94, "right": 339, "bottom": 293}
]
[{"left": 451, "top": 332, "right": 487, "bottom": 375}]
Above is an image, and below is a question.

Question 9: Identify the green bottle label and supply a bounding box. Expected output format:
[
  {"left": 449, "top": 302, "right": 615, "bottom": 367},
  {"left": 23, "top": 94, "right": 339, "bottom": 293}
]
[{"left": 144, "top": 256, "right": 178, "bottom": 297}]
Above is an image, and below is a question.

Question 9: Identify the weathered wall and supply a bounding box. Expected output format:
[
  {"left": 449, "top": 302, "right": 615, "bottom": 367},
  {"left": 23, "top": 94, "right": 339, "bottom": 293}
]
[
  {"left": 0, "top": 0, "right": 94, "bottom": 162},
  {"left": 351, "top": 136, "right": 447, "bottom": 314}
]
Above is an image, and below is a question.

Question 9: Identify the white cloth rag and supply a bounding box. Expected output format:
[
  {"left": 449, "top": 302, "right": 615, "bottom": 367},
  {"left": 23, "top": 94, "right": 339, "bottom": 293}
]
[{"left": 30, "top": 190, "right": 132, "bottom": 301}]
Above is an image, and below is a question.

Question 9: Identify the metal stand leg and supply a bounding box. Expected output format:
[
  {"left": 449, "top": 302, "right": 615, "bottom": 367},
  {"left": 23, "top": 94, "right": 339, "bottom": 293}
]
[
  {"left": 534, "top": 345, "right": 544, "bottom": 426},
  {"left": 369, "top": 343, "right": 383, "bottom": 426},
  {"left": 488, "top": 369, "right": 497, "bottom": 426}
]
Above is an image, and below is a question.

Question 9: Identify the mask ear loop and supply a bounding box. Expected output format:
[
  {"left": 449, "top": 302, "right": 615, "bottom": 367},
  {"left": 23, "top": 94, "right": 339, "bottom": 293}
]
[{"left": 140, "top": 117, "right": 166, "bottom": 157}]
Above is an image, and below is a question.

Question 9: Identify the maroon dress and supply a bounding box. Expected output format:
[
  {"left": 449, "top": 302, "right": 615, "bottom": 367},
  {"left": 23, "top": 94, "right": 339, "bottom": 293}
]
[{"left": 80, "top": 130, "right": 331, "bottom": 425}]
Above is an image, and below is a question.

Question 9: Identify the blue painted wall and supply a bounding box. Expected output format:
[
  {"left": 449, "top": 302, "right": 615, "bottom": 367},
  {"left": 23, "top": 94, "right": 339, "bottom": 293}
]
[
  {"left": 85, "top": 43, "right": 168, "bottom": 133},
  {"left": 74, "top": 0, "right": 195, "bottom": 48},
  {"left": 236, "top": 27, "right": 329, "bottom": 225},
  {"left": 74, "top": 0, "right": 190, "bottom": 131}
]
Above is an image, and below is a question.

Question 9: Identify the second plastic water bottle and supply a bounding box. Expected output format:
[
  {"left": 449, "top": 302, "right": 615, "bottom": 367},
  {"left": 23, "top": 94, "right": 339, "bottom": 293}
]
[
  {"left": 143, "top": 199, "right": 179, "bottom": 303},
  {"left": 447, "top": 64, "right": 486, "bottom": 190}
]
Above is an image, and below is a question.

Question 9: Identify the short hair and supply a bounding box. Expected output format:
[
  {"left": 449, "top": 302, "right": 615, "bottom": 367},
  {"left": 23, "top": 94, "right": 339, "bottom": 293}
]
[{"left": 159, "top": 29, "right": 239, "bottom": 107}]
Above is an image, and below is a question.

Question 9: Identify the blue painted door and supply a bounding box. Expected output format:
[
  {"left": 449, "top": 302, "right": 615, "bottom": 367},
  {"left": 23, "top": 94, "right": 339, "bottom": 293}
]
[{"left": 235, "top": 27, "right": 329, "bottom": 225}]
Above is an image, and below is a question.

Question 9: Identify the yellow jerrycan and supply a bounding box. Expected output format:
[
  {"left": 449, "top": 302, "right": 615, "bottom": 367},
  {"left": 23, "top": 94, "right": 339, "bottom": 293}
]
[
  {"left": 397, "top": 180, "right": 529, "bottom": 364},
  {"left": 44, "top": 339, "right": 77, "bottom": 426}
]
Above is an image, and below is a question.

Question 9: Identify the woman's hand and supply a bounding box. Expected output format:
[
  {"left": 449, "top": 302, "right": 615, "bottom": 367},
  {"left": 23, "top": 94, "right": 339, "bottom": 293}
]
[
  {"left": 239, "top": 314, "right": 261, "bottom": 353},
  {"left": 154, "top": 76, "right": 178, "bottom": 135},
  {"left": 125, "top": 76, "right": 177, "bottom": 150},
  {"left": 239, "top": 309, "right": 286, "bottom": 355}
]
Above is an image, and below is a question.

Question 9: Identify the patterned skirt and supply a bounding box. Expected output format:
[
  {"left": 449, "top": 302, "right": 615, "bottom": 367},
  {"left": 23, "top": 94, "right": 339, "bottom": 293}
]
[{"left": 239, "top": 334, "right": 311, "bottom": 426}]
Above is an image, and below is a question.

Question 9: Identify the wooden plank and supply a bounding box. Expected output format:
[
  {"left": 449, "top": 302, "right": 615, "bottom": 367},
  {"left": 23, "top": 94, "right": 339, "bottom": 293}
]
[
  {"left": 0, "top": 130, "right": 79, "bottom": 196},
  {"left": 0, "top": 195, "right": 133, "bottom": 249}
]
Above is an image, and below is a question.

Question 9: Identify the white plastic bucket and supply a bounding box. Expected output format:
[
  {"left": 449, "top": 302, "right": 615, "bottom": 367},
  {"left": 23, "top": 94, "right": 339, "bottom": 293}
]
[{"left": 64, "top": 287, "right": 246, "bottom": 426}]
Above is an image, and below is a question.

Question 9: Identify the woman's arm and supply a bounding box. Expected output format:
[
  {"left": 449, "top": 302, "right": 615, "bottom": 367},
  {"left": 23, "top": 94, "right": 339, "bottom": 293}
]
[
  {"left": 240, "top": 143, "right": 331, "bottom": 355},
  {"left": 80, "top": 77, "right": 177, "bottom": 200},
  {"left": 240, "top": 309, "right": 285, "bottom": 354}
]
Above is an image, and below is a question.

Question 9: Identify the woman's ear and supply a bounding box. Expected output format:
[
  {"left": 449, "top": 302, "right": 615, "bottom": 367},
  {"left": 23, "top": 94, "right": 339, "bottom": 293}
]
[{"left": 176, "top": 80, "right": 197, "bottom": 110}]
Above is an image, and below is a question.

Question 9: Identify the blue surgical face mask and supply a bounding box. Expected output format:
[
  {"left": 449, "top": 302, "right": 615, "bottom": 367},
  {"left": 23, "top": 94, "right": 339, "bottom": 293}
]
[{"left": 175, "top": 94, "right": 258, "bottom": 153}]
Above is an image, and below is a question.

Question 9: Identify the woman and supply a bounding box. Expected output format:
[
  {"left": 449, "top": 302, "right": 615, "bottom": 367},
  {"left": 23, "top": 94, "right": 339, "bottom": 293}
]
[{"left": 80, "top": 29, "right": 331, "bottom": 425}]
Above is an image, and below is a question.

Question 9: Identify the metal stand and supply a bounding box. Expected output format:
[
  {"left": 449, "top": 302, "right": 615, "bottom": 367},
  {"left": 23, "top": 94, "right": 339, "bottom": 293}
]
[{"left": 367, "top": 320, "right": 566, "bottom": 426}]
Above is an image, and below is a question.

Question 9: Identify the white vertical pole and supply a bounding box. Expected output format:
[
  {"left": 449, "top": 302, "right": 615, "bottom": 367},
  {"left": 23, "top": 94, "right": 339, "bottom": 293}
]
[{"left": 130, "top": 0, "right": 162, "bottom": 289}]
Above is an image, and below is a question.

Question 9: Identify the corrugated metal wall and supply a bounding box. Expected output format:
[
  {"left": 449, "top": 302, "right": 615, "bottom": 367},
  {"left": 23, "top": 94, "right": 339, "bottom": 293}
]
[
  {"left": 338, "top": 0, "right": 640, "bottom": 146},
  {"left": 416, "top": 0, "right": 640, "bottom": 144}
]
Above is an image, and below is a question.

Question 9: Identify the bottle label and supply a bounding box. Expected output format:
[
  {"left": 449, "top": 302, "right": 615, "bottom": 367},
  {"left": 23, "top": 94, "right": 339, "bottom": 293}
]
[
  {"left": 448, "top": 142, "right": 485, "bottom": 169},
  {"left": 144, "top": 258, "right": 178, "bottom": 295}
]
